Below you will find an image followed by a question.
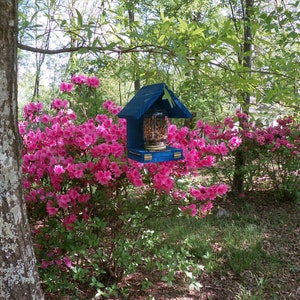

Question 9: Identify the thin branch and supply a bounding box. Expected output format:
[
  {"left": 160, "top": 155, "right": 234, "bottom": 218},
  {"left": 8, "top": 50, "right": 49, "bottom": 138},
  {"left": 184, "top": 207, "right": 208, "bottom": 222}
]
[
  {"left": 17, "top": 42, "right": 172, "bottom": 56},
  {"left": 18, "top": 43, "right": 293, "bottom": 81},
  {"left": 188, "top": 56, "right": 293, "bottom": 79}
]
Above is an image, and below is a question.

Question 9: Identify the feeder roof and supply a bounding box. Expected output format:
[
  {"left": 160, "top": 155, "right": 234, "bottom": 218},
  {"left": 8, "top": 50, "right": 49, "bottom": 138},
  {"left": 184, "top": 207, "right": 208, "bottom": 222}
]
[{"left": 118, "top": 83, "right": 192, "bottom": 120}]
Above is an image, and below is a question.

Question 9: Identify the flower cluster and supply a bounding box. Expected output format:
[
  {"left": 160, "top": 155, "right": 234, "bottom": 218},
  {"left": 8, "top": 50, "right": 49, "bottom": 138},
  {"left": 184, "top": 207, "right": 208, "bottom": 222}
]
[
  {"left": 222, "top": 114, "right": 299, "bottom": 155},
  {"left": 23, "top": 102, "right": 43, "bottom": 122},
  {"left": 59, "top": 74, "right": 100, "bottom": 93}
]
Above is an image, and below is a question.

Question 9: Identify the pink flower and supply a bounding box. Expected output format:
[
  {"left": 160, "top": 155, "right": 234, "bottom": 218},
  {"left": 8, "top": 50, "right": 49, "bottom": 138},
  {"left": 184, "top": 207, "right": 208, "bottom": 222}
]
[
  {"left": 110, "top": 162, "right": 123, "bottom": 178},
  {"left": 23, "top": 179, "right": 31, "bottom": 189},
  {"left": 41, "top": 260, "right": 49, "bottom": 269},
  {"left": 60, "top": 82, "right": 74, "bottom": 93},
  {"left": 236, "top": 110, "right": 250, "bottom": 120},
  {"left": 203, "top": 124, "right": 214, "bottom": 135},
  {"left": 23, "top": 102, "right": 43, "bottom": 121},
  {"left": 63, "top": 214, "right": 77, "bottom": 230},
  {"left": 53, "top": 164, "right": 65, "bottom": 175},
  {"left": 66, "top": 163, "right": 85, "bottom": 179},
  {"left": 91, "top": 143, "right": 109, "bottom": 157},
  {"left": 18, "top": 121, "right": 27, "bottom": 135},
  {"left": 256, "top": 135, "right": 265, "bottom": 146},
  {"left": 201, "top": 202, "right": 213, "bottom": 216},
  {"left": 57, "top": 194, "right": 70, "bottom": 209},
  {"left": 190, "top": 184, "right": 226, "bottom": 201},
  {"left": 102, "top": 100, "right": 113, "bottom": 109},
  {"left": 63, "top": 256, "right": 72, "bottom": 268},
  {"left": 224, "top": 117, "right": 235, "bottom": 128},
  {"left": 55, "top": 259, "right": 62, "bottom": 266},
  {"left": 190, "top": 188, "right": 201, "bottom": 199},
  {"left": 40, "top": 114, "right": 52, "bottom": 124},
  {"left": 111, "top": 142, "right": 124, "bottom": 158},
  {"left": 68, "top": 188, "right": 79, "bottom": 200},
  {"left": 24, "top": 102, "right": 43, "bottom": 114},
  {"left": 86, "top": 76, "right": 100, "bottom": 88},
  {"left": 215, "top": 184, "right": 228, "bottom": 195},
  {"left": 208, "top": 143, "right": 228, "bottom": 155},
  {"left": 71, "top": 74, "right": 86, "bottom": 85},
  {"left": 181, "top": 203, "right": 198, "bottom": 216},
  {"left": 126, "top": 168, "right": 144, "bottom": 187},
  {"left": 95, "top": 170, "right": 112, "bottom": 185},
  {"left": 46, "top": 201, "right": 58, "bottom": 216},
  {"left": 229, "top": 136, "right": 242, "bottom": 149},
  {"left": 83, "top": 134, "right": 94, "bottom": 147},
  {"left": 66, "top": 109, "right": 77, "bottom": 120},
  {"left": 199, "top": 156, "right": 215, "bottom": 167},
  {"left": 196, "top": 120, "right": 204, "bottom": 128},
  {"left": 51, "top": 98, "right": 68, "bottom": 110},
  {"left": 153, "top": 167, "right": 174, "bottom": 194},
  {"left": 78, "top": 194, "right": 90, "bottom": 203}
]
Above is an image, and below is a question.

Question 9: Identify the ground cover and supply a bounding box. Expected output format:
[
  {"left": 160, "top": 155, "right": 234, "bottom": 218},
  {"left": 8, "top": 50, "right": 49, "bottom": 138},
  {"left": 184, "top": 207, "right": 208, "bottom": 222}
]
[
  {"left": 111, "top": 191, "right": 300, "bottom": 300},
  {"left": 45, "top": 190, "right": 299, "bottom": 299}
]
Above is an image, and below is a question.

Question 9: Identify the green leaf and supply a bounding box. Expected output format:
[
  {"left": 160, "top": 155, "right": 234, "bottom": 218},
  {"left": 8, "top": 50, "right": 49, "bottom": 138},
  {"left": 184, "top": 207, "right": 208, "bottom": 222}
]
[
  {"left": 104, "top": 42, "right": 118, "bottom": 50},
  {"left": 75, "top": 8, "right": 83, "bottom": 27},
  {"left": 192, "top": 27, "right": 205, "bottom": 37},
  {"left": 157, "top": 34, "right": 165, "bottom": 43},
  {"left": 78, "top": 47, "right": 89, "bottom": 54},
  {"left": 162, "top": 87, "right": 174, "bottom": 108},
  {"left": 178, "top": 18, "right": 188, "bottom": 32}
]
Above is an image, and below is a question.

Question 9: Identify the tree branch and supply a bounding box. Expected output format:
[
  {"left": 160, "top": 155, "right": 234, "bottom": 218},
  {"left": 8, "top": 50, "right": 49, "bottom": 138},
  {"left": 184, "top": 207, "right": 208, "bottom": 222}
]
[{"left": 17, "top": 42, "right": 172, "bottom": 56}]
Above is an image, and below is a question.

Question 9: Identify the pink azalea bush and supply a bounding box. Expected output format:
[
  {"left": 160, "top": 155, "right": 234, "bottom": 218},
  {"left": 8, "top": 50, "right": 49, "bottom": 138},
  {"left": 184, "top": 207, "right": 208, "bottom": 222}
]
[
  {"left": 20, "top": 76, "right": 237, "bottom": 296},
  {"left": 209, "top": 113, "right": 300, "bottom": 198},
  {"left": 20, "top": 75, "right": 300, "bottom": 296},
  {"left": 21, "top": 77, "right": 234, "bottom": 224},
  {"left": 242, "top": 115, "right": 300, "bottom": 197},
  {"left": 21, "top": 98, "right": 231, "bottom": 222}
]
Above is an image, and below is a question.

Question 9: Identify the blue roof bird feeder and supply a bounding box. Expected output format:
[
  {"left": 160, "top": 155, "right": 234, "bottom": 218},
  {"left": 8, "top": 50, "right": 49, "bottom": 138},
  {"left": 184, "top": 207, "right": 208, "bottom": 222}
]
[{"left": 118, "top": 83, "right": 192, "bottom": 163}]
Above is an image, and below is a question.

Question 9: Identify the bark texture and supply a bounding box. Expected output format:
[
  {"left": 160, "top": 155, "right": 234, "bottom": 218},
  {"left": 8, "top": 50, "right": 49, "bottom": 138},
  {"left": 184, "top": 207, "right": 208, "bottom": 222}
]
[
  {"left": 0, "top": 0, "right": 44, "bottom": 299},
  {"left": 231, "top": 0, "right": 254, "bottom": 196}
]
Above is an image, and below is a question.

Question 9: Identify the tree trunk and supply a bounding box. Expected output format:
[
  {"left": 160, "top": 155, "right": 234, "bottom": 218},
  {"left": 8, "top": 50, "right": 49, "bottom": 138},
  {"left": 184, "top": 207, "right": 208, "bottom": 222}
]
[
  {"left": 231, "top": 0, "right": 253, "bottom": 197},
  {"left": 128, "top": 3, "right": 141, "bottom": 92},
  {"left": 0, "top": 0, "right": 44, "bottom": 299}
]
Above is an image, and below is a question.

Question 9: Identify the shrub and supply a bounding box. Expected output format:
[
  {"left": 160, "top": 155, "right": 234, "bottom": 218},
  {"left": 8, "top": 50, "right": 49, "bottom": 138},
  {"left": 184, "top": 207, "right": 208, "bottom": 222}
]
[
  {"left": 209, "top": 113, "right": 300, "bottom": 201},
  {"left": 20, "top": 75, "right": 231, "bottom": 297}
]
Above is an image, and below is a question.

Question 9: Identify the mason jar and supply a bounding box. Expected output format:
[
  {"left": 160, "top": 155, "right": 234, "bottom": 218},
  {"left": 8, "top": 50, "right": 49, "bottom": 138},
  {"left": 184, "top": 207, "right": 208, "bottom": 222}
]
[{"left": 143, "top": 108, "right": 168, "bottom": 151}]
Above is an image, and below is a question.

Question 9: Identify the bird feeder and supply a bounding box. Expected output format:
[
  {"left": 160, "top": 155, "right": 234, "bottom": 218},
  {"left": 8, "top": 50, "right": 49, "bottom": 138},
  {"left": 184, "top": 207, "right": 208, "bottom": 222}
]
[
  {"left": 143, "top": 106, "right": 168, "bottom": 151},
  {"left": 118, "top": 83, "right": 192, "bottom": 163}
]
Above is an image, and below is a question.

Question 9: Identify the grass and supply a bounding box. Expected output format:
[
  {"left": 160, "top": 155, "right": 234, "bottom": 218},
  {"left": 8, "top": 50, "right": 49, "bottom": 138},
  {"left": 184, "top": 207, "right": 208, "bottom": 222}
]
[
  {"left": 150, "top": 210, "right": 266, "bottom": 274},
  {"left": 146, "top": 195, "right": 299, "bottom": 299},
  {"left": 43, "top": 191, "right": 299, "bottom": 299}
]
